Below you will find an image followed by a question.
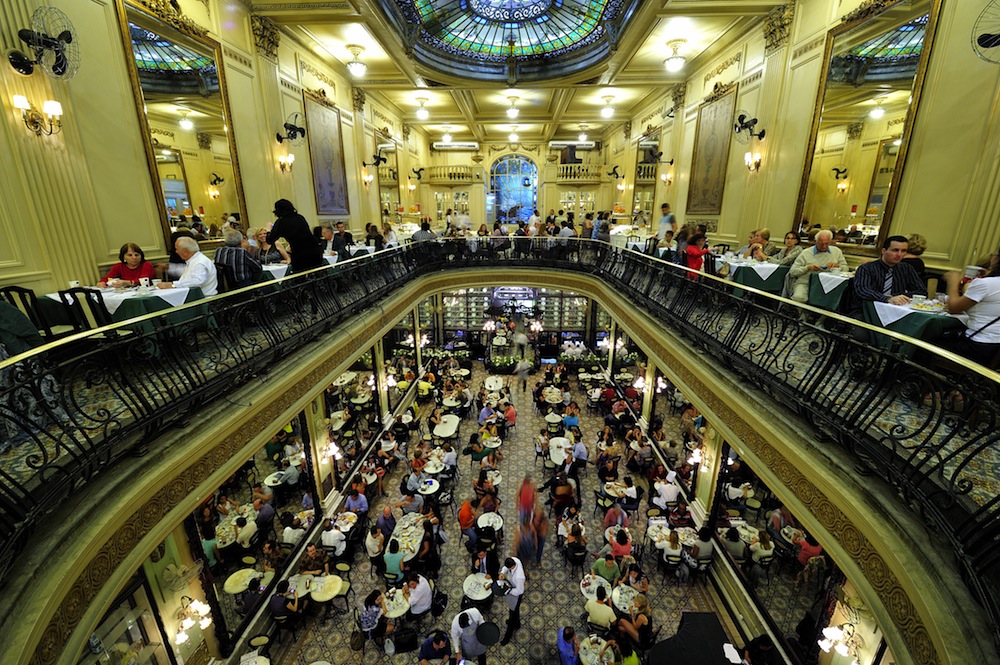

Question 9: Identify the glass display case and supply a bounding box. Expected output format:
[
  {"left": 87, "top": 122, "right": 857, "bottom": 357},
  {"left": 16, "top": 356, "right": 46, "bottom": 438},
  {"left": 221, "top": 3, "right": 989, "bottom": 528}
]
[
  {"left": 435, "top": 191, "right": 470, "bottom": 220},
  {"left": 558, "top": 190, "right": 596, "bottom": 219},
  {"left": 443, "top": 288, "right": 490, "bottom": 331}
]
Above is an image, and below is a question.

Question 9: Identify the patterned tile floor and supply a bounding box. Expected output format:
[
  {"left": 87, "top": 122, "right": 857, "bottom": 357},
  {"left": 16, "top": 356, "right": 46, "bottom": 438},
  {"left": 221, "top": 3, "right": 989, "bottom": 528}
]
[{"left": 264, "top": 359, "right": 737, "bottom": 664}]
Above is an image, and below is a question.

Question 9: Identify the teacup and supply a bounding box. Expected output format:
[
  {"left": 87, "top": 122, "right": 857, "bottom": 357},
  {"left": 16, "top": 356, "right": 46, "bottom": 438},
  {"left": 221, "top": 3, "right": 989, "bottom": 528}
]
[
  {"left": 139, "top": 277, "right": 151, "bottom": 287},
  {"left": 68, "top": 280, "right": 81, "bottom": 288},
  {"left": 912, "top": 295, "right": 927, "bottom": 304},
  {"left": 152, "top": 279, "right": 162, "bottom": 286},
  {"left": 830, "top": 267, "right": 842, "bottom": 274}
]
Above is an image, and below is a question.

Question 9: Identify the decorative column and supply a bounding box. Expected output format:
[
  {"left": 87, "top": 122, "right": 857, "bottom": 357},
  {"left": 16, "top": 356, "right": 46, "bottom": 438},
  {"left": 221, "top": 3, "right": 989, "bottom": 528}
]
[
  {"left": 373, "top": 339, "right": 389, "bottom": 422},
  {"left": 352, "top": 86, "right": 375, "bottom": 231},
  {"left": 605, "top": 320, "right": 617, "bottom": 376},
  {"left": 249, "top": 14, "right": 285, "bottom": 213},
  {"left": 640, "top": 363, "right": 656, "bottom": 425}
]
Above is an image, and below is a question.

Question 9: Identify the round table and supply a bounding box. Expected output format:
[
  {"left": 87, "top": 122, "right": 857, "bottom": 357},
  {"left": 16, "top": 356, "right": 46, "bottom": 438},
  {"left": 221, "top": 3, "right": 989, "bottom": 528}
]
[
  {"left": 424, "top": 459, "right": 445, "bottom": 474},
  {"left": 477, "top": 512, "right": 504, "bottom": 531},
  {"left": 604, "top": 525, "right": 629, "bottom": 544},
  {"left": 264, "top": 471, "right": 284, "bottom": 487},
  {"left": 333, "top": 372, "right": 357, "bottom": 387},
  {"left": 486, "top": 470, "right": 503, "bottom": 487},
  {"left": 611, "top": 585, "right": 639, "bottom": 614},
  {"left": 287, "top": 574, "right": 315, "bottom": 598},
  {"left": 545, "top": 412, "right": 563, "bottom": 424},
  {"left": 308, "top": 575, "right": 343, "bottom": 603},
  {"left": 350, "top": 395, "right": 372, "bottom": 405},
  {"left": 484, "top": 376, "right": 504, "bottom": 391},
  {"left": 335, "top": 512, "right": 358, "bottom": 532},
  {"left": 483, "top": 436, "right": 503, "bottom": 449},
  {"left": 603, "top": 481, "right": 628, "bottom": 498},
  {"left": 579, "top": 573, "right": 611, "bottom": 602},
  {"left": 223, "top": 569, "right": 273, "bottom": 594},
  {"left": 463, "top": 573, "right": 493, "bottom": 601},
  {"left": 383, "top": 586, "right": 410, "bottom": 619},
  {"left": 419, "top": 479, "right": 441, "bottom": 495},
  {"left": 579, "top": 635, "right": 612, "bottom": 665},
  {"left": 549, "top": 437, "right": 572, "bottom": 465}
]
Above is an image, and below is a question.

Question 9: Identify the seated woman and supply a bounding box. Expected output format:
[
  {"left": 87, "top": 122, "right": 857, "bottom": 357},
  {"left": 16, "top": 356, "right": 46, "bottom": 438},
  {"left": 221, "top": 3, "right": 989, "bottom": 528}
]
[
  {"left": 480, "top": 449, "right": 502, "bottom": 471},
  {"left": 427, "top": 408, "right": 443, "bottom": 432},
  {"left": 616, "top": 593, "right": 652, "bottom": 648},
  {"left": 655, "top": 529, "right": 683, "bottom": 560},
  {"left": 466, "top": 432, "right": 488, "bottom": 462},
  {"left": 98, "top": 243, "right": 156, "bottom": 287},
  {"left": 597, "top": 526, "right": 632, "bottom": 559},
  {"left": 561, "top": 521, "right": 587, "bottom": 551},
  {"left": 479, "top": 491, "right": 499, "bottom": 514},
  {"left": 249, "top": 227, "right": 290, "bottom": 265},
  {"left": 943, "top": 252, "right": 1000, "bottom": 367},
  {"left": 617, "top": 563, "right": 649, "bottom": 593},
  {"left": 359, "top": 589, "right": 395, "bottom": 640},
  {"left": 767, "top": 232, "right": 803, "bottom": 266},
  {"left": 682, "top": 527, "right": 715, "bottom": 572},
  {"left": 795, "top": 534, "right": 823, "bottom": 566},
  {"left": 721, "top": 527, "right": 747, "bottom": 563},
  {"left": 473, "top": 468, "right": 496, "bottom": 498}
]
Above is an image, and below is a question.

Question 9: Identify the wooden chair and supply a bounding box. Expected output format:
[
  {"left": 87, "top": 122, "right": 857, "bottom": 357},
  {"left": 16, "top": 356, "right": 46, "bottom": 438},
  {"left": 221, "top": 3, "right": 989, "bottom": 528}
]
[
  {"left": 0, "top": 285, "right": 73, "bottom": 340},
  {"left": 57, "top": 287, "right": 117, "bottom": 332}
]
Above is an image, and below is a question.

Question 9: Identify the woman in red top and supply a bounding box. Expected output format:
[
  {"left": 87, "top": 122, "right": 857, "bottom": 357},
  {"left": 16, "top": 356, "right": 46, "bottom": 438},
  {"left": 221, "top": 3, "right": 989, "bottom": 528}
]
[
  {"left": 99, "top": 243, "right": 156, "bottom": 287},
  {"left": 796, "top": 534, "right": 823, "bottom": 566},
  {"left": 685, "top": 234, "right": 711, "bottom": 277}
]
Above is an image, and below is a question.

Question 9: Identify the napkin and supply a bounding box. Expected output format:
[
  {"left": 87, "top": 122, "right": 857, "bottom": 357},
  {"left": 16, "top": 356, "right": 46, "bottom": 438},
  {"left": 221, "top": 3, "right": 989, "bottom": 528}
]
[
  {"left": 873, "top": 301, "right": 914, "bottom": 327},
  {"left": 155, "top": 287, "right": 190, "bottom": 308},
  {"left": 749, "top": 263, "right": 781, "bottom": 279},
  {"left": 817, "top": 272, "right": 849, "bottom": 293}
]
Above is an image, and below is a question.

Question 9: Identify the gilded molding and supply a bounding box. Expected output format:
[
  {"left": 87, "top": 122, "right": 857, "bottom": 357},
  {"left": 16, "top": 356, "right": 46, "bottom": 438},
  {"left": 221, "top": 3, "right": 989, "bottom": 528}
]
[
  {"left": 792, "top": 35, "right": 825, "bottom": 60},
  {"left": 196, "top": 132, "right": 211, "bottom": 150},
  {"left": 352, "top": 87, "right": 366, "bottom": 113},
  {"left": 150, "top": 128, "right": 175, "bottom": 139},
  {"left": 741, "top": 70, "right": 763, "bottom": 86},
  {"left": 704, "top": 52, "right": 742, "bottom": 84},
  {"left": 763, "top": 3, "right": 794, "bottom": 54},
  {"left": 250, "top": 15, "right": 279, "bottom": 60},
  {"left": 623, "top": 121, "right": 632, "bottom": 141},
  {"left": 703, "top": 81, "right": 736, "bottom": 104},
  {"left": 847, "top": 122, "right": 865, "bottom": 140},
  {"left": 671, "top": 83, "right": 686, "bottom": 111},
  {"left": 299, "top": 60, "right": 337, "bottom": 92},
  {"left": 127, "top": 0, "right": 207, "bottom": 39},
  {"left": 401, "top": 123, "right": 411, "bottom": 141},
  {"left": 842, "top": 0, "right": 894, "bottom": 24},
  {"left": 222, "top": 47, "right": 253, "bottom": 69}
]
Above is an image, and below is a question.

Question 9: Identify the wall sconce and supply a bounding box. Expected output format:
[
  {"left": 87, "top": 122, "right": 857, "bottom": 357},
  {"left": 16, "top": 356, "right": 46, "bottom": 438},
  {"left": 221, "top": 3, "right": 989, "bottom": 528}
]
[
  {"left": 744, "top": 152, "right": 762, "bottom": 172},
  {"left": 616, "top": 182, "right": 626, "bottom": 192},
  {"left": 12, "top": 95, "right": 62, "bottom": 136},
  {"left": 818, "top": 623, "right": 864, "bottom": 660},
  {"left": 407, "top": 178, "right": 416, "bottom": 192},
  {"left": 660, "top": 172, "right": 673, "bottom": 186},
  {"left": 363, "top": 172, "right": 374, "bottom": 190},
  {"left": 836, "top": 181, "right": 848, "bottom": 194},
  {"left": 278, "top": 153, "right": 294, "bottom": 173},
  {"left": 208, "top": 186, "right": 220, "bottom": 200}
]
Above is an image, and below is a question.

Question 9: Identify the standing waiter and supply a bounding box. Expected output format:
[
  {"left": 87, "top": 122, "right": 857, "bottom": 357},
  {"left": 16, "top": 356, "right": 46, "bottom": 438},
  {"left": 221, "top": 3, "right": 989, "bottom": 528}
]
[{"left": 267, "top": 199, "right": 323, "bottom": 273}]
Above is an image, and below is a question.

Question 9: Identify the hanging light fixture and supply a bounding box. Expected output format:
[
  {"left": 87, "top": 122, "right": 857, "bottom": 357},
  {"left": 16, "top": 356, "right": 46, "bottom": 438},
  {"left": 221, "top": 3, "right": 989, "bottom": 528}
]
[
  {"left": 506, "top": 96, "right": 520, "bottom": 119},
  {"left": 441, "top": 124, "right": 452, "bottom": 143},
  {"left": 345, "top": 44, "right": 367, "bottom": 78},
  {"left": 578, "top": 123, "right": 588, "bottom": 142},
  {"left": 508, "top": 125, "right": 519, "bottom": 143},
  {"left": 178, "top": 109, "right": 193, "bottom": 131},
  {"left": 415, "top": 97, "right": 429, "bottom": 120},
  {"left": 600, "top": 95, "right": 615, "bottom": 119},
  {"left": 869, "top": 99, "right": 885, "bottom": 119},
  {"left": 664, "top": 40, "right": 687, "bottom": 73}
]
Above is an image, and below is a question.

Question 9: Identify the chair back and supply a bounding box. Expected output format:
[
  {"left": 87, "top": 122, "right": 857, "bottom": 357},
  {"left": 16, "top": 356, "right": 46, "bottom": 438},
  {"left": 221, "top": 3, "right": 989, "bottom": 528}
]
[
  {"left": 215, "top": 263, "right": 236, "bottom": 293},
  {"left": 0, "top": 286, "right": 53, "bottom": 337},
  {"left": 57, "top": 287, "right": 115, "bottom": 332}
]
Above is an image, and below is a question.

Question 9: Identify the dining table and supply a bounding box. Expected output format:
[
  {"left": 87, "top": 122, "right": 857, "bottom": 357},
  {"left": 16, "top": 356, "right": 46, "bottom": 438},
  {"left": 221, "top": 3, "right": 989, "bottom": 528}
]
[
  {"left": 264, "top": 471, "right": 285, "bottom": 487},
  {"left": 433, "top": 414, "right": 461, "bottom": 438},
  {"left": 484, "top": 375, "right": 504, "bottom": 392},
  {"left": 647, "top": 520, "right": 696, "bottom": 547},
  {"left": 603, "top": 481, "right": 628, "bottom": 499},
  {"left": 383, "top": 585, "right": 410, "bottom": 619},
  {"left": 604, "top": 524, "right": 629, "bottom": 544},
  {"left": 41, "top": 285, "right": 207, "bottom": 333},
  {"left": 807, "top": 271, "right": 853, "bottom": 310},
  {"left": 579, "top": 573, "right": 611, "bottom": 602},
  {"left": 578, "top": 634, "right": 613, "bottom": 665},
  {"left": 418, "top": 478, "right": 440, "bottom": 495},
  {"left": 549, "top": 436, "right": 571, "bottom": 465},
  {"left": 611, "top": 584, "right": 640, "bottom": 614},
  {"left": 333, "top": 371, "right": 358, "bottom": 387},
  {"left": 476, "top": 512, "right": 504, "bottom": 531},
  {"left": 334, "top": 511, "right": 358, "bottom": 533},
  {"left": 216, "top": 503, "right": 259, "bottom": 549},
  {"left": 725, "top": 260, "right": 790, "bottom": 296},
  {"left": 544, "top": 412, "right": 563, "bottom": 424},
  {"left": 483, "top": 436, "right": 503, "bottom": 449},
  {"left": 486, "top": 470, "right": 503, "bottom": 487},
  {"left": 463, "top": 572, "right": 494, "bottom": 601},
  {"left": 307, "top": 574, "right": 344, "bottom": 604},
  {"left": 391, "top": 512, "right": 425, "bottom": 561},
  {"left": 223, "top": 568, "right": 274, "bottom": 594},
  {"left": 862, "top": 300, "right": 965, "bottom": 357}
]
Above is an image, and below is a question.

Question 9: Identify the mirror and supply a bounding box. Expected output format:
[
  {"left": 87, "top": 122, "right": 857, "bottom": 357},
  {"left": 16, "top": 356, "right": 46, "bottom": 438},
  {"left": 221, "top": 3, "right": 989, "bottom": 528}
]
[
  {"left": 385, "top": 311, "right": 416, "bottom": 413},
  {"left": 796, "top": 0, "right": 941, "bottom": 253},
  {"left": 118, "top": 0, "right": 247, "bottom": 243},
  {"left": 375, "top": 130, "right": 400, "bottom": 225},
  {"left": 633, "top": 129, "right": 660, "bottom": 225}
]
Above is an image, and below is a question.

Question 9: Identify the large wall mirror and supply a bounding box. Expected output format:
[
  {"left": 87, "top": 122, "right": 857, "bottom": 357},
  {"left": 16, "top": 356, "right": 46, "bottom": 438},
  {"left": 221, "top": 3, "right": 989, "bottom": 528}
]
[
  {"left": 795, "top": 0, "right": 942, "bottom": 254},
  {"left": 116, "top": 0, "right": 247, "bottom": 244},
  {"left": 633, "top": 128, "right": 660, "bottom": 224},
  {"left": 375, "top": 130, "right": 400, "bottom": 224}
]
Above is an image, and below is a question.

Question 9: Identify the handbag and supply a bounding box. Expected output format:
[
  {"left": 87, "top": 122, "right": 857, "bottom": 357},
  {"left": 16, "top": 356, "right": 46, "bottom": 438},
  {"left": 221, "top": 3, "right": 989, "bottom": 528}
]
[{"left": 350, "top": 630, "right": 364, "bottom": 651}]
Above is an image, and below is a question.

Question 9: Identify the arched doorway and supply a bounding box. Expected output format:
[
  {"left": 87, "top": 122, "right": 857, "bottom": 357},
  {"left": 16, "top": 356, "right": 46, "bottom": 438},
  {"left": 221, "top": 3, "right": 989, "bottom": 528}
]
[{"left": 489, "top": 154, "right": 537, "bottom": 226}]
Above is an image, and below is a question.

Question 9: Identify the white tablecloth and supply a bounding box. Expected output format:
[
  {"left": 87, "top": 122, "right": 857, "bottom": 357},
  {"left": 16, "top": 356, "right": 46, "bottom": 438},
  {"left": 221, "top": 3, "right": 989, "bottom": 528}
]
[
  {"left": 816, "top": 272, "right": 851, "bottom": 293},
  {"left": 263, "top": 265, "right": 288, "bottom": 279},
  {"left": 47, "top": 287, "right": 191, "bottom": 316}
]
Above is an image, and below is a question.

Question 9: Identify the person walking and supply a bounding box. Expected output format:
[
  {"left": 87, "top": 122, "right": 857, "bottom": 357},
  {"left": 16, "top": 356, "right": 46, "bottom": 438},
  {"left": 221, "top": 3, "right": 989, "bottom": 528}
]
[
  {"left": 498, "top": 556, "right": 526, "bottom": 645},
  {"left": 451, "top": 608, "right": 489, "bottom": 665}
]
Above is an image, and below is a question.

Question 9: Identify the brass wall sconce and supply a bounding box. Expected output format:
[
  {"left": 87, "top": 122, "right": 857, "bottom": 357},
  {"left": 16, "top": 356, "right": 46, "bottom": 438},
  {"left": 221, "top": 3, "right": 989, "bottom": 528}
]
[
  {"left": 363, "top": 172, "right": 374, "bottom": 190},
  {"left": 744, "top": 152, "right": 762, "bottom": 172},
  {"left": 208, "top": 186, "right": 220, "bottom": 200},
  {"left": 836, "top": 181, "right": 848, "bottom": 194},
  {"left": 278, "top": 153, "right": 295, "bottom": 173},
  {"left": 660, "top": 172, "right": 673, "bottom": 186},
  {"left": 12, "top": 94, "right": 62, "bottom": 136}
]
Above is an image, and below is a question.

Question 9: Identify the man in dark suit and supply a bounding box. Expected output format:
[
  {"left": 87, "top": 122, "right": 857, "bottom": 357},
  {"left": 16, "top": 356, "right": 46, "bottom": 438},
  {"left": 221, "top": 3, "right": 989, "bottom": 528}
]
[{"left": 332, "top": 221, "right": 353, "bottom": 260}]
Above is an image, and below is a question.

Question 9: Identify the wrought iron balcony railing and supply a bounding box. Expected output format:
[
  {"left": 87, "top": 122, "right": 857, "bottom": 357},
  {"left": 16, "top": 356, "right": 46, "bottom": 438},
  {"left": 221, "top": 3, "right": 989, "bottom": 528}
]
[{"left": 0, "top": 239, "right": 997, "bottom": 644}]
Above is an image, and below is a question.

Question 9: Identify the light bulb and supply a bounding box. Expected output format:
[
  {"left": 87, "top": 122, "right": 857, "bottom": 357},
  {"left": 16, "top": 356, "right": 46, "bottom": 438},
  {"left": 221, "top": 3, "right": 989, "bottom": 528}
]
[
  {"left": 12, "top": 95, "right": 30, "bottom": 110},
  {"left": 42, "top": 100, "right": 62, "bottom": 117},
  {"left": 601, "top": 105, "right": 614, "bottom": 119},
  {"left": 869, "top": 105, "right": 885, "bottom": 119},
  {"left": 835, "top": 643, "right": 850, "bottom": 657},
  {"left": 579, "top": 131, "right": 588, "bottom": 142},
  {"left": 176, "top": 630, "right": 189, "bottom": 644},
  {"left": 665, "top": 56, "right": 685, "bottom": 72},
  {"left": 199, "top": 616, "right": 212, "bottom": 630},
  {"left": 416, "top": 107, "right": 429, "bottom": 120},
  {"left": 179, "top": 117, "right": 194, "bottom": 130},
  {"left": 509, "top": 131, "right": 519, "bottom": 143},
  {"left": 817, "top": 638, "right": 833, "bottom": 652}
]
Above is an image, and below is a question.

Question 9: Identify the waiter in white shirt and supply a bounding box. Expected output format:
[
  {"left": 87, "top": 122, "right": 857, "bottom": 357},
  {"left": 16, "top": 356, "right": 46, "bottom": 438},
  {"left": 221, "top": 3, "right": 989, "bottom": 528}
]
[
  {"left": 498, "top": 556, "right": 525, "bottom": 645},
  {"left": 157, "top": 237, "right": 218, "bottom": 295}
]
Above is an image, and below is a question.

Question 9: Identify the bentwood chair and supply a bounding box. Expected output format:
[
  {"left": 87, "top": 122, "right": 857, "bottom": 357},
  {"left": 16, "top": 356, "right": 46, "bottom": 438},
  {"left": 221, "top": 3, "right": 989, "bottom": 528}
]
[
  {"left": 57, "top": 288, "right": 124, "bottom": 335},
  {"left": 0, "top": 285, "right": 74, "bottom": 340}
]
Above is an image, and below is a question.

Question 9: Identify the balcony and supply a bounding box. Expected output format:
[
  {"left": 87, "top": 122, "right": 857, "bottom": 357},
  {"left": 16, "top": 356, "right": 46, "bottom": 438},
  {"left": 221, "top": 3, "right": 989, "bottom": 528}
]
[
  {"left": 426, "top": 165, "right": 477, "bottom": 185},
  {"left": 0, "top": 243, "right": 997, "bottom": 664},
  {"left": 555, "top": 163, "right": 606, "bottom": 183},
  {"left": 636, "top": 163, "right": 657, "bottom": 182}
]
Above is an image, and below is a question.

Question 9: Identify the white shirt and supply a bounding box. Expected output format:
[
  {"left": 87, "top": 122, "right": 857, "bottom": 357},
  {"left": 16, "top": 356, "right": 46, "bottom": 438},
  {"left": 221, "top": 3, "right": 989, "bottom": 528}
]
[
  {"left": 282, "top": 465, "right": 300, "bottom": 485},
  {"left": 282, "top": 526, "right": 305, "bottom": 546},
  {"left": 408, "top": 575, "right": 433, "bottom": 614},
  {"left": 964, "top": 276, "right": 1000, "bottom": 343},
  {"left": 500, "top": 557, "right": 525, "bottom": 596},
  {"left": 653, "top": 481, "right": 680, "bottom": 509},
  {"left": 173, "top": 251, "right": 218, "bottom": 295},
  {"left": 235, "top": 520, "right": 257, "bottom": 547},
  {"left": 321, "top": 527, "right": 346, "bottom": 555},
  {"left": 442, "top": 449, "right": 458, "bottom": 467},
  {"left": 365, "top": 532, "right": 384, "bottom": 557},
  {"left": 451, "top": 608, "right": 484, "bottom": 653}
]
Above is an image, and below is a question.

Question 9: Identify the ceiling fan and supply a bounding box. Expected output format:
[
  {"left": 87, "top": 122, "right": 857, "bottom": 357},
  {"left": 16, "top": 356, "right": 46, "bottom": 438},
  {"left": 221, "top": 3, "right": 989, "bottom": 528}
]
[{"left": 973, "top": 0, "right": 1000, "bottom": 63}]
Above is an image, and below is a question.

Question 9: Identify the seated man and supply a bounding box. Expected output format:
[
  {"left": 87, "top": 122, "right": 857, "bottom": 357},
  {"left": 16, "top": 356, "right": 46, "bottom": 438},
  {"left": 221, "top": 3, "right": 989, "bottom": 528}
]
[
  {"left": 156, "top": 236, "right": 218, "bottom": 295},
  {"left": 404, "top": 572, "right": 434, "bottom": 618},
  {"left": 419, "top": 630, "right": 452, "bottom": 665},
  {"left": 320, "top": 518, "right": 347, "bottom": 558},
  {"left": 298, "top": 543, "right": 329, "bottom": 575},
  {"left": 214, "top": 227, "right": 262, "bottom": 288},
  {"left": 233, "top": 516, "right": 257, "bottom": 554},
  {"left": 742, "top": 228, "right": 780, "bottom": 259},
  {"left": 852, "top": 235, "right": 926, "bottom": 307},
  {"left": 268, "top": 580, "right": 299, "bottom": 618},
  {"left": 396, "top": 490, "right": 424, "bottom": 515},
  {"left": 787, "top": 230, "right": 847, "bottom": 302},
  {"left": 591, "top": 553, "right": 621, "bottom": 584},
  {"left": 343, "top": 488, "right": 369, "bottom": 517},
  {"left": 584, "top": 585, "right": 618, "bottom": 628}
]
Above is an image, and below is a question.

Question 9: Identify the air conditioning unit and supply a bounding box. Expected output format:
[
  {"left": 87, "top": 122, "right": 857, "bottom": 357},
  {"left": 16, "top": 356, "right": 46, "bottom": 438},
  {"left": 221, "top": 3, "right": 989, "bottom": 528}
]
[
  {"left": 432, "top": 142, "right": 480, "bottom": 150},
  {"left": 548, "top": 141, "right": 596, "bottom": 150}
]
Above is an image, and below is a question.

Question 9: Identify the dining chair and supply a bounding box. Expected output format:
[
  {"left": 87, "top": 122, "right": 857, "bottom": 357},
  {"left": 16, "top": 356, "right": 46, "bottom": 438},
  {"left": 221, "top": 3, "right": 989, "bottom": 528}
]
[
  {"left": 57, "top": 287, "right": 118, "bottom": 333},
  {"left": 0, "top": 285, "right": 73, "bottom": 340}
]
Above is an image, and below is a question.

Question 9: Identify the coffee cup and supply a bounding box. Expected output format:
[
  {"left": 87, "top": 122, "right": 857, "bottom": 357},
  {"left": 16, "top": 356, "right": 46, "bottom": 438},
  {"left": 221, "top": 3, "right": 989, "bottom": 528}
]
[
  {"left": 830, "top": 267, "right": 841, "bottom": 274},
  {"left": 152, "top": 279, "right": 162, "bottom": 286},
  {"left": 139, "top": 277, "right": 151, "bottom": 287},
  {"left": 68, "top": 280, "right": 80, "bottom": 288},
  {"left": 912, "top": 295, "right": 927, "bottom": 304},
  {"left": 965, "top": 265, "right": 982, "bottom": 280}
]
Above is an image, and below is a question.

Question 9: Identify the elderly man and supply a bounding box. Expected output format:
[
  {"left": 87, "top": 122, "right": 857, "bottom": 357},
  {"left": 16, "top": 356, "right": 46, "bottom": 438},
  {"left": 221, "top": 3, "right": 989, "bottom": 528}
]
[
  {"left": 787, "top": 230, "right": 848, "bottom": 302},
  {"left": 157, "top": 236, "right": 218, "bottom": 295},
  {"left": 319, "top": 224, "right": 336, "bottom": 254},
  {"left": 743, "top": 228, "right": 780, "bottom": 259},
  {"left": 853, "top": 235, "right": 926, "bottom": 306},
  {"left": 214, "top": 227, "right": 261, "bottom": 288}
]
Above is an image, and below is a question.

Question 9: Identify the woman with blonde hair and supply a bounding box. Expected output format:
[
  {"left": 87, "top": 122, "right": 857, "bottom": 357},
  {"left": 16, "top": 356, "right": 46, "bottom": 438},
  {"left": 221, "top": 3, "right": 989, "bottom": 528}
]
[
  {"left": 902, "top": 233, "right": 928, "bottom": 283},
  {"left": 617, "top": 593, "right": 653, "bottom": 647}
]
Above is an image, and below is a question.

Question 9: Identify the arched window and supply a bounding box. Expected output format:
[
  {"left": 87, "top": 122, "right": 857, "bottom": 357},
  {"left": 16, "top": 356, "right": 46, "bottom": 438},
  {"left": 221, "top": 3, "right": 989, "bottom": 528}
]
[{"left": 490, "top": 155, "right": 537, "bottom": 225}]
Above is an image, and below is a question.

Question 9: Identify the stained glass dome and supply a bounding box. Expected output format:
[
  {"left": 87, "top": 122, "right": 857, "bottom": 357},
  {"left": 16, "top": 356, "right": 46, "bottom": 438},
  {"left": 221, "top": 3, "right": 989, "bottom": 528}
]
[{"left": 378, "top": 0, "right": 637, "bottom": 82}]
